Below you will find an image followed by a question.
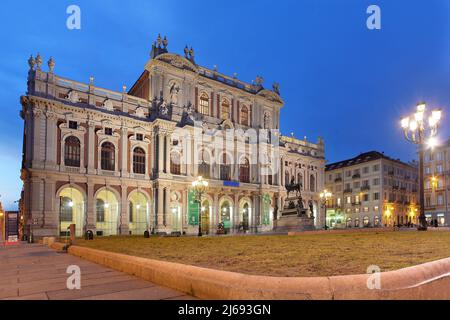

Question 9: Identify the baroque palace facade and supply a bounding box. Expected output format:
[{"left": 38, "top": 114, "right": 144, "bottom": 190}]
[{"left": 20, "top": 35, "right": 325, "bottom": 238}]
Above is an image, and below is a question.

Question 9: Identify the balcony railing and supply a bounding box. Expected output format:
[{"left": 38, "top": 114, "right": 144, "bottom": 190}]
[
  {"left": 334, "top": 177, "right": 342, "bottom": 183},
  {"left": 343, "top": 188, "right": 353, "bottom": 193},
  {"left": 352, "top": 174, "right": 361, "bottom": 179},
  {"left": 361, "top": 185, "right": 370, "bottom": 191}
]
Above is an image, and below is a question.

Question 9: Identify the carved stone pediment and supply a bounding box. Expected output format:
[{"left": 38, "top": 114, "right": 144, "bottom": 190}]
[
  {"left": 257, "top": 89, "right": 283, "bottom": 104},
  {"left": 155, "top": 53, "right": 198, "bottom": 72}
]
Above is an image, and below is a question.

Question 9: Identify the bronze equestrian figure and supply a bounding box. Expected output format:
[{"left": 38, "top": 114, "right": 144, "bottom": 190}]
[{"left": 285, "top": 176, "right": 302, "bottom": 197}]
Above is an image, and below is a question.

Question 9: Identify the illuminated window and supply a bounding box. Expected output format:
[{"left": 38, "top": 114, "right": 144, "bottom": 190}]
[
  {"left": 96, "top": 199, "right": 105, "bottom": 222},
  {"left": 240, "top": 105, "right": 249, "bottom": 126},
  {"left": 60, "top": 197, "right": 73, "bottom": 222},
  {"left": 221, "top": 98, "right": 230, "bottom": 120},
  {"left": 199, "top": 92, "right": 210, "bottom": 115},
  {"left": 64, "top": 136, "right": 81, "bottom": 167},
  {"left": 101, "top": 142, "right": 115, "bottom": 171},
  {"left": 133, "top": 147, "right": 146, "bottom": 174},
  {"left": 363, "top": 216, "right": 370, "bottom": 227}
]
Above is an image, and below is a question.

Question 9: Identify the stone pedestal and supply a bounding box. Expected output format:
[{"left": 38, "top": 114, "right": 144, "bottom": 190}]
[{"left": 274, "top": 195, "right": 315, "bottom": 232}]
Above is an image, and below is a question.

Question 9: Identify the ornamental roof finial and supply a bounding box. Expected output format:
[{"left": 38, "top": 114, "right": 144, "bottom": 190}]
[
  {"left": 272, "top": 82, "right": 280, "bottom": 95},
  {"left": 157, "top": 34, "right": 162, "bottom": 47},
  {"left": 28, "top": 55, "right": 35, "bottom": 70},
  {"left": 47, "top": 56, "right": 55, "bottom": 73},
  {"left": 189, "top": 47, "right": 195, "bottom": 63},
  {"left": 184, "top": 45, "right": 189, "bottom": 58},
  {"left": 162, "top": 36, "right": 168, "bottom": 48},
  {"left": 35, "top": 53, "right": 42, "bottom": 70}
]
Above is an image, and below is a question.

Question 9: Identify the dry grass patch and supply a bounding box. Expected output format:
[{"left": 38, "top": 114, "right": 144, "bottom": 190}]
[{"left": 76, "top": 231, "right": 450, "bottom": 277}]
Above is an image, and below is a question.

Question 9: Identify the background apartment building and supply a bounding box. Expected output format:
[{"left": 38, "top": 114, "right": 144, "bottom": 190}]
[
  {"left": 424, "top": 139, "right": 450, "bottom": 226},
  {"left": 325, "top": 151, "right": 419, "bottom": 229}
]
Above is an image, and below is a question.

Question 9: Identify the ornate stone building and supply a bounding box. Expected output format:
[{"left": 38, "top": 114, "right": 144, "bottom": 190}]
[{"left": 20, "top": 35, "right": 325, "bottom": 238}]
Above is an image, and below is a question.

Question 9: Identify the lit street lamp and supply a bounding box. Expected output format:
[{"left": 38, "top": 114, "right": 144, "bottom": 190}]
[
  {"left": 192, "top": 176, "right": 209, "bottom": 237},
  {"left": 320, "top": 189, "right": 332, "bottom": 230},
  {"left": 401, "top": 102, "right": 442, "bottom": 231}
]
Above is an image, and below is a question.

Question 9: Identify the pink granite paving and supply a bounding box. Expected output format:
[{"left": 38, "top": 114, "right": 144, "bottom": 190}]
[{"left": 0, "top": 244, "right": 196, "bottom": 300}]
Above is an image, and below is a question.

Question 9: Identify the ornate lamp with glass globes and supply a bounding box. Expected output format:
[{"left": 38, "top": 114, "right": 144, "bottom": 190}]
[
  {"left": 320, "top": 189, "right": 332, "bottom": 230},
  {"left": 191, "top": 176, "right": 209, "bottom": 237},
  {"left": 401, "top": 102, "right": 442, "bottom": 231}
]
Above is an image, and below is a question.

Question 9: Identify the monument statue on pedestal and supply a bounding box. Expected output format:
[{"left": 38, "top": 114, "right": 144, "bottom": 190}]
[{"left": 274, "top": 177, "right": 315, "bottom": 232}]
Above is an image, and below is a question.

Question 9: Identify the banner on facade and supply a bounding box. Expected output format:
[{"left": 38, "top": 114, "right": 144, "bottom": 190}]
[
  {"left": 262, "top": 194, "right": 271, "bottom": 225},
  {"left": 188, "top": 190, "right": 199, "bottom": 226}
]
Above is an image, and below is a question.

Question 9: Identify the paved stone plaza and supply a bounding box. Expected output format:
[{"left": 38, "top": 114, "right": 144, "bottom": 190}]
[{"left": 0, "top": 244, "right": 195, "bottom": 300}]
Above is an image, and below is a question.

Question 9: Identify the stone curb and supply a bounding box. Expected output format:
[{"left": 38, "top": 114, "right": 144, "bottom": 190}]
[{"left": 47, "top": 244, "right": 450, "bottom": 300}]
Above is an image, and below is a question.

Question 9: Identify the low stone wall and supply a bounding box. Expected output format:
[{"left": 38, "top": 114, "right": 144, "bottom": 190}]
[{"left": 56, "top": 244, "right": 450, "bottom": 300}]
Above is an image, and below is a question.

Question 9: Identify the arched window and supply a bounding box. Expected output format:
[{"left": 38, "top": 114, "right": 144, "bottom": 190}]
[
  {"left": 297, "top": 173, "right": 303, "bottom": 190},
  {"left": 170, "top": 151, "right": 181, "bottom": 175},
  {"left": 96, "top": 199, "right": 105, "bottom": 222},
  {"left": 239, "top": 158, "right": 250, "bottom": 183},
  {"left": 101, "top": 142, "right": 115, "bottom": 171},
  {"left": 309, "top": 174, "right": 316, "bottom": 192},
  {"left": 363, "top": 216, "right": 370, "bottom": 227},
  {"left": 133, "top": 147, "right": 146, "bottom": 174},
  {"left": 346, "top": 217, "right": 352, "bottom": 228},
  {"left": 199, "top": 92, "right": 210, "bottom": 115},
  {"left": 240, "top": 105, "right": 249, "bottom": 126},
  {"left": 64, "top": 136, "right": 80, "bottom": 167},
  {"left": 60, "top": 197, "right": 73, "bottom": 222},
  {"left": 221, "top": 99, "right": 230, "bottom": 120}
]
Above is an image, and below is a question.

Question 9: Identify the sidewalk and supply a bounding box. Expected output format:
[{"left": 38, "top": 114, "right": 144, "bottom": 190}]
[{"left": 0, "top": 244, "right": 195, "bottom": 300}]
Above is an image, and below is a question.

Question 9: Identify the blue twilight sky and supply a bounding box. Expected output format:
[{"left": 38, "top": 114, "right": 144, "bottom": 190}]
[{"left": 0, "top": 0, "right": 449, "bottom": 210}]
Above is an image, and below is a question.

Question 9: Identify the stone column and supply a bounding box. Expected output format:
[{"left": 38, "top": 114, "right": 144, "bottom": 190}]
[
  {"left": 86, "top": 182, "right": 96, "bottom": 231},
  {"left": 165, "top": 186, "right": 171, "bottom": 229},
  {"left": 120, "top": 185, "right": 129, "bottom": 235},
  {"left": 121, "top": 127, "right": 128, "bottom": 177},
  {"left": 148, "top": 132, "right": 154, "bottom": 177},
  {"left": 165, "top": 133, "right": 171, "bottom": 174},
  {"left": 213, "top": 192, "right": 219, "bottom": 233},
  {"left": 45, "top": 112, "right": 58, "bottom": 170},
  {"left": 182, "top": 189, "right": 188, "bottom": 230},
  {"left": 87, "top": 121, "right": 96, "bottom": 174},
  {"left": 32, "top": 109, "right": 45, "bottom": 168},
  {"left": 158, "top": 132, "right": 164, "bottom": 174},
  {"left": 186, "top": 134, "right": 192, "bottom": 177},
  {"left": 43, "top": 178, "right": 56, "bottom": 231},
  {"left": 277, "top": 196, "right": 282, "bottom": 220},
  {"left": 156, "top": 186, "right": 164, "bottom": 231},
  {"left": 251, "top": 193, "right": 258, "bottom": 232},
  {"left": 233, "top": 193, "right": 240, "bottom": 233}
]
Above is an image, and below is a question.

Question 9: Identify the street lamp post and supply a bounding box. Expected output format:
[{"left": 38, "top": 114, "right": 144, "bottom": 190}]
[
  {"left": 320, "top": 189, "right": 332, "bottom": 230},
  {"left": 401, "top": 102, "right": 442, "bottom": 231},
  {"left": 192, "top": 176, "right": 209, "bottom": 237}
]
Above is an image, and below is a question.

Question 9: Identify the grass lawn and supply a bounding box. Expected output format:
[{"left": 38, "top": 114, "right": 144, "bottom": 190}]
[{"left": 76, "top": 231, "right": 450, "bottom": 277}]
